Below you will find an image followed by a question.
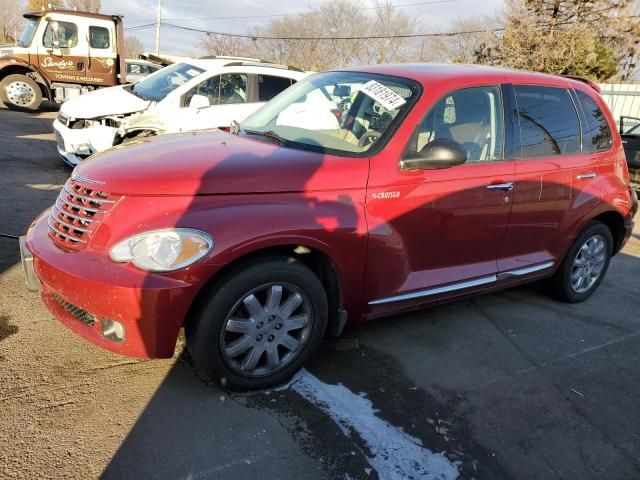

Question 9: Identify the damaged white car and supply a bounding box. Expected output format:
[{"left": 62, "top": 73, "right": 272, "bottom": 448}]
[{"left": 53, "top": 57, "right": 309, "bottom": 166}]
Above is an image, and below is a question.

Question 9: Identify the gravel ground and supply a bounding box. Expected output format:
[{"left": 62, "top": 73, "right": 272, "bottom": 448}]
[{"left": 0, "top": 103, "right": 639, "bottom": 480}]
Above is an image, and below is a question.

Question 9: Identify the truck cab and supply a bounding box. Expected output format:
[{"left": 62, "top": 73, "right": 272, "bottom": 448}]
[{"left": 0, "top": 10, "right": 125, "bottom": 111}]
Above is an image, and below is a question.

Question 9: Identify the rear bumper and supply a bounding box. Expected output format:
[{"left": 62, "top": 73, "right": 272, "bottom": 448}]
[{"left": 25, "top": 212, "right": 220, "bottom": 358}]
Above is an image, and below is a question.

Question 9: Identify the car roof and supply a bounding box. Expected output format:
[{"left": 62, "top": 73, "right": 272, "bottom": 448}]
[
  {"left": 179, "top": 58, "right": 308, "bottom": 77},
  {"left": 125, "top": 59, "right": 161, "bottom": 67},
  {"left": 340, "top": 63, "right": 589, "bottom": 91}
]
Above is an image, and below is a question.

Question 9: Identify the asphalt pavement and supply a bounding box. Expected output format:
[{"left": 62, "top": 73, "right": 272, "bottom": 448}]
[{"left": 0, "top": 103, "right": 639, "bottom": 480}]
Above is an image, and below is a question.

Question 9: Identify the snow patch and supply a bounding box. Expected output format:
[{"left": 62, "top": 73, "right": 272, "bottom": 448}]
[{"left": 290, "top": 370, "right": 460, "bottom": 480}]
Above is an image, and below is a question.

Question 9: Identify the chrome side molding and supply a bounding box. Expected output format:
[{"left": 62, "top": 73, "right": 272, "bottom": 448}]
[
  {"left": 496, "top": 261, "right": 554, "bottom": 280},
  {"left": 369, "top": 274, "right": 497, "bottom": 305},
  {"left": 368, "top": 261, "right": 555, "bottom": 306}
]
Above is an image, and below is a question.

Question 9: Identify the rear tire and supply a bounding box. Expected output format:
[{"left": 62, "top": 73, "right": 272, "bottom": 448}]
[
  {"left": 0, "top": 74, "right": 42, "bottom": 111},
  {"left": 549, "top": 221, "right": 613, "bottom": 303},
  {"left": 186, "top": 257, "right": 328, "bottom": 391}
]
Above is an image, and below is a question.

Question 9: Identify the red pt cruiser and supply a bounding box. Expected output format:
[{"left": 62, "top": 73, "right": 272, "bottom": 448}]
[{"left": 23, "top": 65, "right": 638, "bottom": 390}]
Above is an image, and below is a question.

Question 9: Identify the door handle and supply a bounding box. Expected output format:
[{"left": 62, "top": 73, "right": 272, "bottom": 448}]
[
  {"left": 486, "top": 182, "right": 514, "bottom": 192},
  {"left": 576, "top": 173, "right": 597, "bottom": 180}
]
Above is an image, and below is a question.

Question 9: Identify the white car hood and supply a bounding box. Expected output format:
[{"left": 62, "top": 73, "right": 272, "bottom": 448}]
[{"left": 60, "top": 85, "right": 151, "bottom": 119}]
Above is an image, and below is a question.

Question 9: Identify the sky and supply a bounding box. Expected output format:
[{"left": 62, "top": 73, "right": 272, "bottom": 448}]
[{"left": 105, "top": 0, "right": 505, "bottom": 56}]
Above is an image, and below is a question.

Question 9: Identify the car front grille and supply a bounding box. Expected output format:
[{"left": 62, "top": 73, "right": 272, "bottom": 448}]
[
  {"left": 48, "top": 180, "right": 119, "bottom": 250},
  {"left": 51, "top": 291, "right": 96, "bottom": 327}
]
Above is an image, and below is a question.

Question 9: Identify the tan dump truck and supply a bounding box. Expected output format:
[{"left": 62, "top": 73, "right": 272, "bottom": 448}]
[{"left": 0, "top": 9, "right": 126, "bottom": 111}]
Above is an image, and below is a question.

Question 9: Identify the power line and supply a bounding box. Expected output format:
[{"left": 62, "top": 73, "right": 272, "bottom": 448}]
[
  {"left": 162, "top": 22, "right": 505, "bottom": 40},
  {"left": 161, "top": 0, "right": 462, "bottom": 21}
]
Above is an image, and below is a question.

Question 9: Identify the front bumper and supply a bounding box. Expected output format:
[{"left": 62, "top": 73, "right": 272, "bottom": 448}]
[
  {"left": 25, "top": 212, "right": 220, "bottom": 358},
  {"left": 53, "top": 119, "right": 117, "bottom": 167}
]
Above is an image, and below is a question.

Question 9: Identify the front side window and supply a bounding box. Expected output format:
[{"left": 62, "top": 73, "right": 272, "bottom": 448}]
[
  {"left": 89, "top": 26, "right": 110, "bottom": 49},
  {"left": 404, "top": 86, "right": 505, "bottom": 163},
  {"left": 130, "top": 62, "right": 205, "bottom": 102},
  {"left": 43, "top": 21, "right": 78, "bottom": 48},
  {"left": 575, "top": 90, "right": 612, "bottom": 152},
  {"left": 258, "top": 75, "right": 294, "bottom": 102},
  {"left": 514, "top": 85, "right": 580, "bottom": 158},
  {"left": 241, "top": 71, "right": 420, "bottom": 156},
  {"left": 184, "top": 74, "right": 248, "bottom": 107}
]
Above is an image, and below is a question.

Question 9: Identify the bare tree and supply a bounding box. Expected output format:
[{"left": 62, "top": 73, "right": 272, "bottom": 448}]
[
  {"left": 65, "top": 0, "right": 101, "bottom": 13},
  {"left": 124, "top": 35, "right": 144, "bottom": 58},
  {"left": 0, "top": 0, "right": 23, "bottom": 44},
  {"left": 423, "top": 16, "right": 501, "bottom": 64},
  {"left": 27, "top": 0, "right": 64, "bottom": 10},
  {"left": 246, "top": 0, "right": 417, "bottom": 70},
  {"left": 199, "top": 33, "right": 257, "bottom": 58}
]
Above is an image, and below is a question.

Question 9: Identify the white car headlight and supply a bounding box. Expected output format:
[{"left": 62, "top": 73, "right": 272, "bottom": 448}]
[{"left": 109, "top": 228, "right": 213, "bottom": 272}]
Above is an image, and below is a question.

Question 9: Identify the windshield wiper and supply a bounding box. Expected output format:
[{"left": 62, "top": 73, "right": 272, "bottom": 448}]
[{"left": 242, "top": 129, "right": 311, "bottom": 150}]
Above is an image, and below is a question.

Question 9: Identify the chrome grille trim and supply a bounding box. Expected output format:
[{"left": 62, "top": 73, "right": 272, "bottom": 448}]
[
  {"left": 47, "top": 216, "right": 86, "bottom": 243},
  {"left": 63, "top": 183, "right": 115, "bottom": 204},
  {"left": 56, "top": 196, "right": 102, "bottom": 214},
  {"left": 49, "top": 213, "right": 91, "bottom": 233},
  {"left": 53, "top": 200, "right": 96, "bottom": 223},
  {"left": 48, "top": 180, "right": 119, "bottom": 249}
]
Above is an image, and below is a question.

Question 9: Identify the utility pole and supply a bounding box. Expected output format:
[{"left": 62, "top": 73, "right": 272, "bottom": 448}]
[{"left": 155, "top": 0, "right": 162, "bottom": 56}]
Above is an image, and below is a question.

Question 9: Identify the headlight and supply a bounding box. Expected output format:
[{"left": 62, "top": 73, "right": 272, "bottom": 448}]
[{"left": 109, "top": 228, "right": 213, "bottom": 272}]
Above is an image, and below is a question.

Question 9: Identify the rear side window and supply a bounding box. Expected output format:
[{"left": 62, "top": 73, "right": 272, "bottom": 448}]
[
  {"left": 575, "top": 90, "right": 612, "bottom": 152},
  {"left": 513, "top": 86, "right": 580, "bottom": 158},
  {"left": 258, "top": 75, "right": 294, "bottom": 102},
  {"left": 89, "top": 26, "right": 110, "bottom": 49}
]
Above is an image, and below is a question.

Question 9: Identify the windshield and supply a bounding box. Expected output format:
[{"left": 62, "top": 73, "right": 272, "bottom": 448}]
[
  {"left": 240, "top": 71, "right": 420, "bottom": 156},
  {"left": 131, "top": 62, "right": 205, "bottom": 102},
  {"left": 18, "top": 19, "right": 38, "bottom": 47}
]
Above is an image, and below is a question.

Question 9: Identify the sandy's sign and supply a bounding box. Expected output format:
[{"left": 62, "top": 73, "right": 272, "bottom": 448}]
[{"left": 41, "top": 57, "right": 76, "bottom": 70}]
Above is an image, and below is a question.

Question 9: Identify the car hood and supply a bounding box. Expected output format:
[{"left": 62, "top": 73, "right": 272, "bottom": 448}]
[
  {"left": 74, "top": 130, "right": 364, "bottom": 195},
  {"left": 60, "top": 85, "right": 151, "bottom": 119}
]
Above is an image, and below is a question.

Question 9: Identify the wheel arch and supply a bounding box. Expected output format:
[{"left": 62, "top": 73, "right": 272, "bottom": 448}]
[
  {"left": 0, "top": 64, "right": 51, "bottom": 100},
  {"left": 592, "top": 210, "right": 626, "bottom": 255},
  {"left": 184, "top": 243, "right": 346, "bottom": 338}
]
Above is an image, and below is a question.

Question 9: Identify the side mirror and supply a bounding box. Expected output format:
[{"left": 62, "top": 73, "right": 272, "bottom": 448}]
[
  {"left": 189, "top": 94, "right": 210, "bottom": 110},
  {"left": 51, "top": 22, "right": 60, "bottom": 49},
  {"left": 401, "top": 138, "right": 467, "bottom": 170}
]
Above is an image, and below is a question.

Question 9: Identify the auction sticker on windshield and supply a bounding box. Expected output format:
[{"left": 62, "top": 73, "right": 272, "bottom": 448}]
[{"left": 360, "top": 80, "right": 407, "bottom": 110}]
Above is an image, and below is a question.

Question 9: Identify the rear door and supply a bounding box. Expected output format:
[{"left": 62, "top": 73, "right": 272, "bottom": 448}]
[{"left": 497, "top": 84, "right": 594, "bottom": 273}]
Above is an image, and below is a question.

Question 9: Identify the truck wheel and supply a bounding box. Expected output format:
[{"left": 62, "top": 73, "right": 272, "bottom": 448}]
[
  {"left": 0, "top": 74, "right": 42, "bottom": 111},
  {"left": 186, "top": 258, "right": 328, "bottom": 391},
  {"left": 548, "top": 221, "right": 613, "bottom": 303}
]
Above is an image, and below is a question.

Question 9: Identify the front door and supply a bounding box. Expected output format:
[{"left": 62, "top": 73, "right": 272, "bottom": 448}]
[
  {"left": 365, "top": 85, "right": 514, "bottom": 315},
  {"left": 37, "top": 16, "right": 87, "bottom": 85}
]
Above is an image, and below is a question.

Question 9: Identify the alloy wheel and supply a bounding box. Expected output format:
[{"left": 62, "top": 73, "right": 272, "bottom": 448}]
[
  {"left": 219, "top": 282, "right": 313, "bottom": 378},
  {"left": 570, "top": 234, "right": 606, "bottom": 294}
]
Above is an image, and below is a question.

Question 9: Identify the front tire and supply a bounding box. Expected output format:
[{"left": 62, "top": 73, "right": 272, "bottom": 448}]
[
  {"left": 549, "top": 221, "right": 613, "bottom": 303},
  {"left": 0, "top": 74, "right": 42, "bottom": 111},
  {"left": 186, "top": 258, "right": 328, "bottom": 391}
]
